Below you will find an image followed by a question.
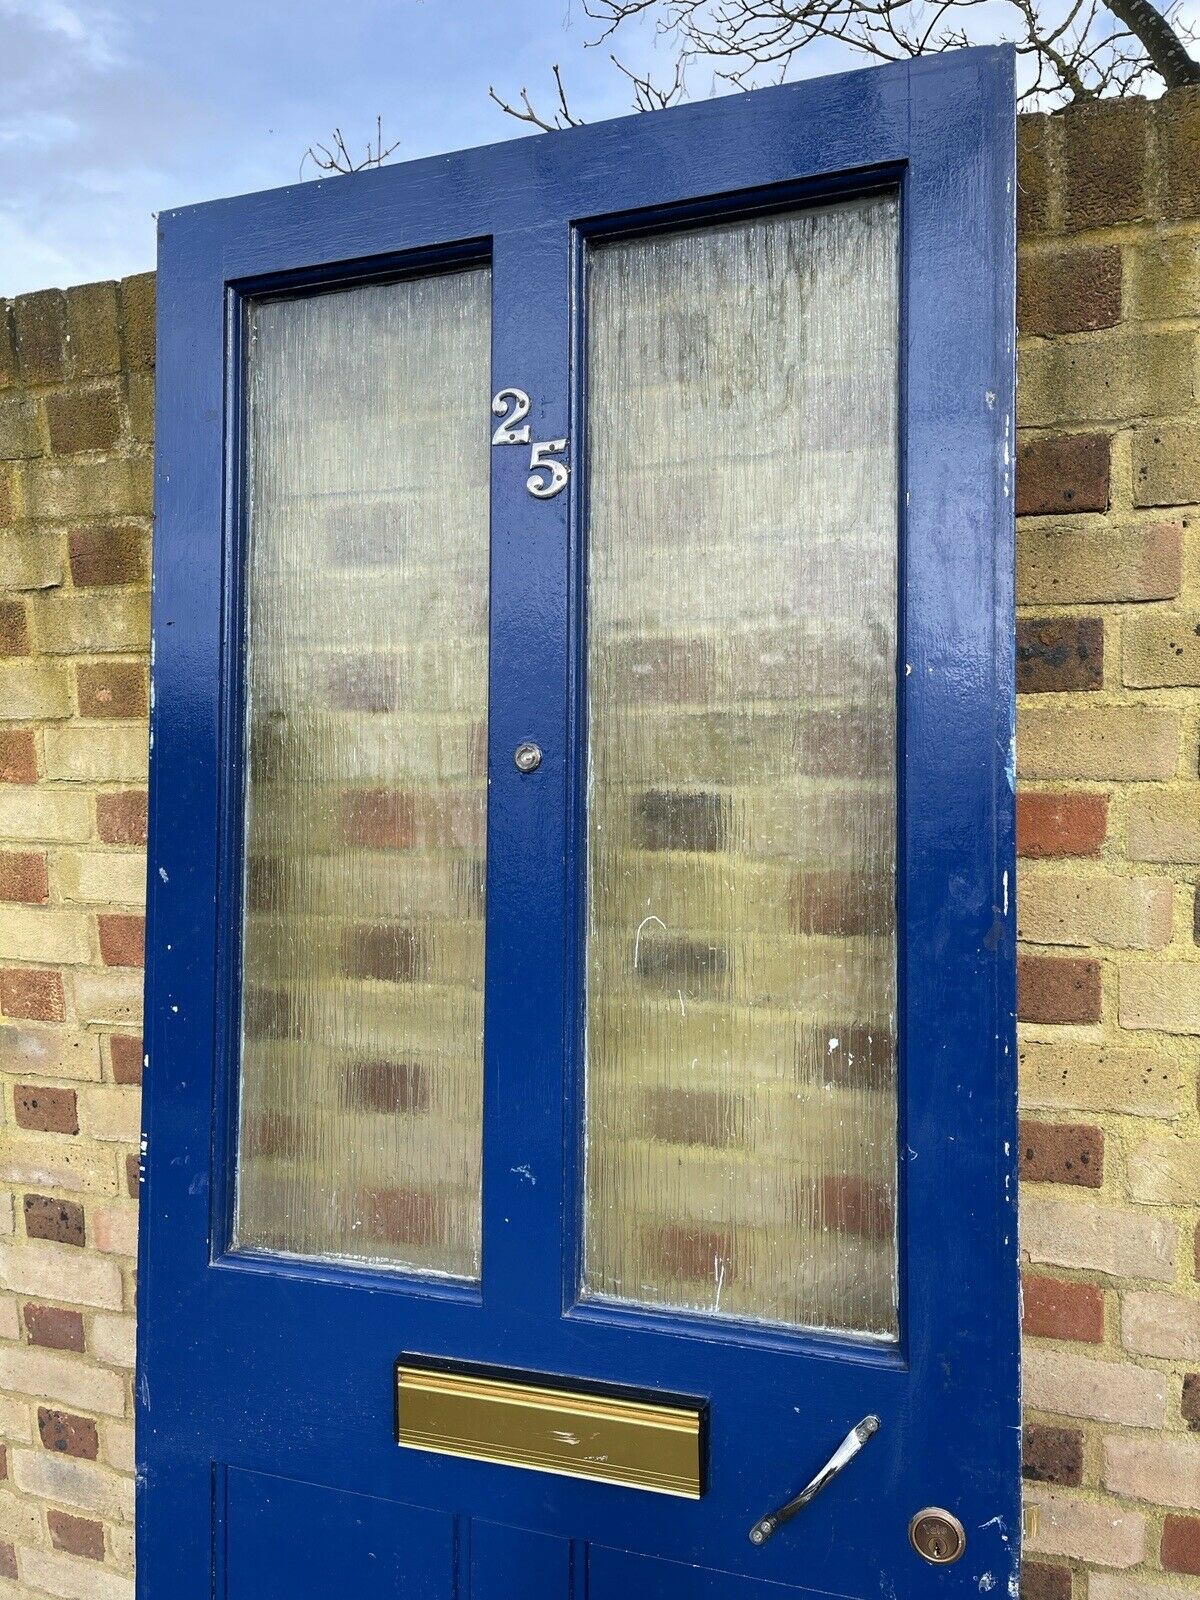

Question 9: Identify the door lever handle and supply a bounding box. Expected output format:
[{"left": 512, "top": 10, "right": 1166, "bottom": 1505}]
[{"left": 748, "top": 1415, "right": 880, "bottom": 1546}]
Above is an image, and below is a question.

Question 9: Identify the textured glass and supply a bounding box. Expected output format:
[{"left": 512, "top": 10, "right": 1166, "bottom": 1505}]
[
  {"left": 234, "top": 268, "right": 490, "bottom": 1279},
  {"left": 584, "top": 197, "right": 900, "bottom": 1337}
]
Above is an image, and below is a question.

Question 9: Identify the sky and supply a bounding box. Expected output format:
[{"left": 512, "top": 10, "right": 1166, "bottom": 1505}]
[
  {"left": 0, "top": 0, "right": 881, "bottom": 297},
  {"left": 1, "top": 0, "right": 1196, "bottom": 298}
]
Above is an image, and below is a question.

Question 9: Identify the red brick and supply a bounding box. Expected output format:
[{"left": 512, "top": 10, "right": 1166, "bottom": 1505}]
[
  {"left": 1023, "top": 1423, "right": 1084, "bottom": 1486},
  {"left": 38, "top": 1408, "right": 99, "bottom": 1461},
  {"left": 1184, "top": 1372, "right": 1200, "bottom": 1431},
  {"left": 339, "top": 788, "right": 415, "bottom": 849},
  {"left": 109, "top": 1032, "right": 142, "bottom": 1085},
  {"left": 14, "top": 1084, "right": 78, "bottom": 1134},
  {"left": 44, "top": 388, "right": 120, "bottom": 455},
  {"left": 76, "top": 660, "right": 147, "bottom": 719},
  {"left": 1018, "top": 955, "right": 1102, "bottom": 1024},
  {"left": 0, "top": 1540, "right": 15, "bottom": 1580},
  {"left": 644, "top": 1222, "right": 735, "bottom": 1283},
  {"left": 1017, "top": 792, "right": 1107, "bottom": 858},
  {"left": 0, "top": 849, "right": 48, "bottom": 903},
  {"left": 68, "top": 524, "right": 146, "bottom": 587},
  {"left": 1018, "top": 244, "right": 1122, "bottom": 336},
  {"left": 244, "top": 1110, "right": 304, "bottom": 1161},
  {"left": 47, "top": 1509, "right": 104, "bottom": 1560},
  {"left": 1020, "top": 1120, "right": 1104, "bottom": 1187},
  {"left": 0, "top": 728, "right": 38, "bottom": 783},
  {"left": 643, "top": 1088, "right": 735, "bottom": 1148},
  {"left": 1162, "top": 1513, "right": 1200, "bottom": 1576},
  {"left": 24, "top": 1193, "right": 85, "bottom": 1246},
  {"left": 1020, "top": 1563, "right": 1070, "bottom": 1600},
  {"left": 1016, "top": 616, "right": 1103, "bottom": 693},
  {"left": 1017, "top": 115, "right": 1053, "bottom": 236},
  {"left": 1017, "top": 433, "right": 1110, "bottom": 516},
  {"left": 1022, "top": 1274, "right": 1105, "bottom": 1343},
  {"left": 97, "top": 912, "right": 144, "bottom": 967},
  {"left": 23, "top": 1303, "right": 85, "bottom": 1352},
  {"left": 1062, "top": 97, "right": 1149, "bottom": 229},
  {"left": 341, "top": 1058, "right": 428, "bottom": 1114},
  {"left": 0, "top": 598, "right": 29, "bottom": 655},
  {"left": 815, "top": 1175, "right": 894, "bottom": 1239},
  {"left": 96, "top": 788, "right": 147, "bottom": 844},
  {"left": 790, "top": 872, "right": 892, "bottom": 936},
  {"left": 0, "top": 966, "right": 65, "bottom": 1021},
  {"left": 353, "top": 1186, "right": 443, "bottom": 1248},
  {"left": 13, "top": 289, "right": 66, "bottom": 386},
  {"left": 125, "top": 1152, "right": 140, "bottom": 1197},
  {"left": 343, "top": 924, "right": 423, "bottom": 983}
]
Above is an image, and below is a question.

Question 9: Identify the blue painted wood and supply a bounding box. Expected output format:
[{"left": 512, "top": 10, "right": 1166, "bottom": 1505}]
[
  {"left": 139, "top": 46, "right": 1018, "bottom": 1600},
  {"left": 470, "top": 1523, "right": 576, "bottom": 1599},
  {"left": 224, "top": 1468, "right": 454, "bottom": 1597}
]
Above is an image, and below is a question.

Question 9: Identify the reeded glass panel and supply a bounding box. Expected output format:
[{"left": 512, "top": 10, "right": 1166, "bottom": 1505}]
[
  {"left": 234, "top": 268, "right": 490, "bottom": 1279},
  {"left": 584, "top": 197, "right": 900, "bottom": 1337}
]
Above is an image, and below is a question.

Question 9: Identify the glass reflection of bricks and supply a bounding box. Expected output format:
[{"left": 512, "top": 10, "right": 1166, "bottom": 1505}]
[
  {"left": 584, "top": 197, "right": 901, "bottom": 1337},
  {"left": 234, "top": 268, "right": 491, "bottom": 1280}
]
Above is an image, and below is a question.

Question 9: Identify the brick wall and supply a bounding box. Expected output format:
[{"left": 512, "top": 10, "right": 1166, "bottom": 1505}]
[
  {"left": 1015, "top": 87, "right": 1200, "bottom": 1599},
  {"left": 0, "top": 278, "right": 152, "bottom": 1598},
  {"left": 0, "top": 85, "right": 1197, "bottom": 1600}
]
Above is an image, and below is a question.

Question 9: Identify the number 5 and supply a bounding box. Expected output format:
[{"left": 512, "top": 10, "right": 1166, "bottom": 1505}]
[{"left": 527, "top": 439, "right": 569, "bottom": 500}]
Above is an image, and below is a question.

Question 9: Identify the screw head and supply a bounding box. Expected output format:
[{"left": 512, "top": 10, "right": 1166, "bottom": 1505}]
[{"left": 513, "top": 741, "right": 542, "bottom": 773}]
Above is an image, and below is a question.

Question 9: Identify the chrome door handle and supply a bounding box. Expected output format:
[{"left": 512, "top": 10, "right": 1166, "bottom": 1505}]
[{"left": 748, "top": 1415, "right": 880, "bottom": 1545}]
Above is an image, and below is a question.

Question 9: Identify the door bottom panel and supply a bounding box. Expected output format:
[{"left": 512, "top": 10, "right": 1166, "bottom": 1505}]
[
  {"left": 224, "top": 1468, "right": 455, "bottom": 1599},
  {"left": 220, "top": 1466, "right": 867, "bottom": 1599},
  {"left": 587, "top": 1543, "right": 860, "bottom": 1599}
]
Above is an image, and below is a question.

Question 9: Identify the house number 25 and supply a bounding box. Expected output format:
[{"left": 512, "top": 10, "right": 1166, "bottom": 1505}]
[{"left": 491, "top": 387, "right": 569, "bottom": 500}]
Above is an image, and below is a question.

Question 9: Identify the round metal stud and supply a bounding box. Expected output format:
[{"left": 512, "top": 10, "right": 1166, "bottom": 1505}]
[
  {"left": 909, "top": 1508, "right": 966, "bottom": 1566},
  {"left": 513, "top": 742, "right": 542, "bottom": 774}
]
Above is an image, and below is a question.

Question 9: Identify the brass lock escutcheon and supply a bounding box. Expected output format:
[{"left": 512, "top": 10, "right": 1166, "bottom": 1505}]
[{"left": 909, "top": 1507, "right": 967, "bottom": 1565}]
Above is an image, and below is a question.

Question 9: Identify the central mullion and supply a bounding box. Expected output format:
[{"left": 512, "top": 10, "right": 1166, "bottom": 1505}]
[{"left": 480, "top": 223, "right": 573, "bottom": 1328}]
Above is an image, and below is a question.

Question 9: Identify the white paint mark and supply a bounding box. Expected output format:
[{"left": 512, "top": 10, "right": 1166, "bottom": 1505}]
[
  {"left": 633, "top": 914, "right": 666, "bottom": 970},
  {"left": 677, "top": 989, "right": 686, "bottom": 1017},
  {"left": 979, "top": 1573, "right": 996, "bottom": 1592},
  {"left": 828, "top": 1037, "right": 840, "bottom": 1053},
  {"left": 552, "top": 1430, "right": 580, "bottom": 1446},
  {"left": 1002, "top": 870, "right": 1009, "bottom": 916},
  {"left": 159, "top": 866, "right": 169, "bottom": 883},
  {"left": 511, "top": 1164, "right": 536, "bottom": 1186},
  {"left": 714, "top": 1257, "right": 727, "bottom": 1311}
]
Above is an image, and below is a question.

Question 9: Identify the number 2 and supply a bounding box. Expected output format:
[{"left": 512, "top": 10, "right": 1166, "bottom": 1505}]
[{"left": 491, "top": 387, "right": 531, "bottom": 445}]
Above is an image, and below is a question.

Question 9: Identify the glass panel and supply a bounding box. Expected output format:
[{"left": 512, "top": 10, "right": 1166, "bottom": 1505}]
[
  {"left": 584, "top": 197, "right": 900, "bottom": 1337},
  {"left": 234, "top": 267, "right": 490, "bottom": 1279}
]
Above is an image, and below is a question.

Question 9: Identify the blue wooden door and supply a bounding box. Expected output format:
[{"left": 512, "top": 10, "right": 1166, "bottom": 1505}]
[{"left": 139, "top": 47, "right": 1018, "bottom": 1600}]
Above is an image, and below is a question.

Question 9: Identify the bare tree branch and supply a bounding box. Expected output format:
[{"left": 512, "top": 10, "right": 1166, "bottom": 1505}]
[
  {"left": 1103, "top": 0, "right": 1200, "bottom": 80},
  {"left": 302, "top": 116, "right": 400, "bottom": 178},
  {"left": 491, "top": 0, "right": 1199, "bottom": 121},
  {"left": 489, "top": 63, "right": 585, "bottom": 130}
]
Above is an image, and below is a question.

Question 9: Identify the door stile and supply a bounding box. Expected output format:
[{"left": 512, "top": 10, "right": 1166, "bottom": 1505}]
[
  {"left": 481, "top": 222, "right": 575, "bottom": 1333},
  {"left": 895, "top": 49, "right": 1020, "bottom": 1563}
]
